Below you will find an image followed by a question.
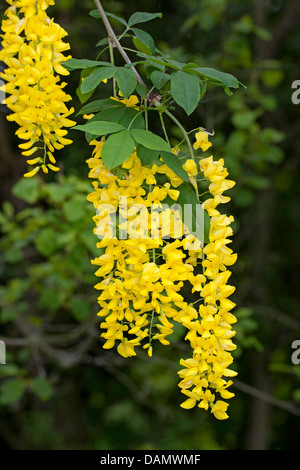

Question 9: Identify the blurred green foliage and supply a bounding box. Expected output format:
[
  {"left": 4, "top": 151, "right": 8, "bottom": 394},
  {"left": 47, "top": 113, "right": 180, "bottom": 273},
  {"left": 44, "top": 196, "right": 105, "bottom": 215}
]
[{"left": 1, "top": 0, "right": 300, "bottom": 450}]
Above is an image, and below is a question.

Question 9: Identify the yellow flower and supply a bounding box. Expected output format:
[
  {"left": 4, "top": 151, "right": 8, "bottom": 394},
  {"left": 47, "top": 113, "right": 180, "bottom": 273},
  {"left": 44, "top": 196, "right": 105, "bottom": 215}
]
[
  {"left": 110, "top": 92, "right": 139, "bottom": 108},
  {"left": 211, "top": 400, "right": 229, "bottom": 420},
  {"left": 182, "top": 159, "right": 197, "bottom": 176},
  {"left": 83, "top": 114, "right": 95, "bottom": 120},
  {"left": 117, "top": 338, "right": 140, "bottom": 358},
  {"left": 0, "top": 0, "right": 75, "bottom": 177},
  {"left": 193, "top": 130, "right": 212, "bottom": 152},
  {"left": 182, "top": 159, "right": 198, "bottom": 189},
  {"left": 23, "top": 166, "right": 40, "bottom": 178}
]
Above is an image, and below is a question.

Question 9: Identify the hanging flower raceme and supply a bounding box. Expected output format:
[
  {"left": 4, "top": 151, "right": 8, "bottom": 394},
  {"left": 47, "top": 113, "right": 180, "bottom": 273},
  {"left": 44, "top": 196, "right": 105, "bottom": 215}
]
[
  {"left": 0, "top": 0, "right": 76, "bottom": 177},
  {"left": 85, "top": 95, "right": 237, "bottom": 420},
  {"left": 86, "top": 136, "right": 195, "bottom": 359},
  {"left": 178, "top": 150, "right": 238, "bottom": 420}
]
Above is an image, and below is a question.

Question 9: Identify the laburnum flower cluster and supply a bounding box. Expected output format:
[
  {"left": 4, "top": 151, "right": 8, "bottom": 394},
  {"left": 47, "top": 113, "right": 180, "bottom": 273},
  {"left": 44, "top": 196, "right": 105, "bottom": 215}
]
[
  {"left": 0, "top": 0, "right": 75, "bottom": 177},
  {"left": 86, "top": 95, "right": 238, "bottom": 420},
  {"left": 178, "top": 155, "right": 237, "bottom": 419}
]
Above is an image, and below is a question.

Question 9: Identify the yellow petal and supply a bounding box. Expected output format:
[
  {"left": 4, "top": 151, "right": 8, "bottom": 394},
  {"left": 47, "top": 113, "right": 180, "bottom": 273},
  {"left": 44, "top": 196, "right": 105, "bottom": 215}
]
[{"left": 180, "top": 398, "right": 197, "bottom": 409}]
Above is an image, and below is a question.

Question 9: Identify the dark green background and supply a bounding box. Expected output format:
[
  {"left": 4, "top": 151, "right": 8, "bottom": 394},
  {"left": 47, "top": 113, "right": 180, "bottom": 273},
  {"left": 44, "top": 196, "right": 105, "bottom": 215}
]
[{"left": 0, "top": 0, "right": 300, "bottom": 450}]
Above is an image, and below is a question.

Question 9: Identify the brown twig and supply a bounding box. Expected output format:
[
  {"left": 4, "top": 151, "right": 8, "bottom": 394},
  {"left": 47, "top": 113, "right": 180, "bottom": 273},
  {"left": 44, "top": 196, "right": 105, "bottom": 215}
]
[{"left": 93, "top": 0, "right": 147, "bottom": 88}]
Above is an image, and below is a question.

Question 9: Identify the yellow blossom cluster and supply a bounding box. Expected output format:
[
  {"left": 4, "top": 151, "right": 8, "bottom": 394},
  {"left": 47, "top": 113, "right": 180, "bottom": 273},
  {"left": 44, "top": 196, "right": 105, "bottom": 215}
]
[
  {"left": 86, "top": 138, "right": 197, "bottom": 358},
  {"left": 0, "top": 0, "right": 76, "bottom": 177},
  {"left": 85, "top": 100, "right": 237, "bottom": 419},
  {"left": 178, "top": 154, "right": 237, "bottom": 420}
]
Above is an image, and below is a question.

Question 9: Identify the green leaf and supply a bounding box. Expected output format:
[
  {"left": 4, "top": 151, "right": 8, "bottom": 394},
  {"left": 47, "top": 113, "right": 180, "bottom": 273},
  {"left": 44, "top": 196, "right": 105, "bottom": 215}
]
[
  {"left": 128, "top": 12, "right": 162, "bottom": 27},
  {"left": 130, "top": 129, "right": 171, "bottom": 152},
  {"left": 35, "top": 228, "right": 58, "bottom": 257},
  {"left": 2, "top": 201, "right": 14, "bottom": 218},
  {"left": 0, "top": 379, "right": 25, "bottom": 405},
  {"left": 1, "top": 303, "right": 27, "bottom": 323},
  {"left": 160, "top": 151, "right": 189, "bottom": 181},
  {"left": 76, "top": 85, "right": 94, "bottom": 105},
  {"left": 76, "top": 67, "right": 96, "bottom": 104},
  {"left": 89, "top": 9, "right": 100, "bottom": 18},
  {"left": 78, "top": 98, "right": 124, "bottom": 115},
  {"left": 105, "top": 12, "right": 128, "bottom": 26},
  {"left": 73, "top": 121, "right": 126, "bottom": 136},
  {"left": 44, "top": 183, "right": 74, "bottom": 203},
  {"left": 63, "top": 199, "right": 86, "bottom": 223},
  {"left": 193, "top": 67, "right": 239, "bottom": 89},
  {"left": 90, "top": 106, "right": 127, "bottom": 124},
  {"left": 64, "top": 58, "right": 111, "bottom": 71},
  {"left": 136, "top": 145, "right": 160, "bottom": 165},
  {"left": 80, "top": 228, "right": 103, "bottom": 255},
  {"left": 89, "top": 10, "right": 128, "bottom": 27},
  {"left": 200, "top": 81, "right": 207, "bottom": 100},
  {"left": 260, "top": 127, "right": 285, "bottom": 144},
  {"left": 12, "top": 178, "right": 40, "bottom": 204},
  {"left": 244, "top": 174, "right": 271, "bottom": 190},
  {"left": 177, "top": 182, "right": 210, "bottom": 244},
  {"left": 136, "top": 54, "right": 175, "bottom": 70},
  {"left": 38, "top": 287, "right": 65, "bottom": 313},
  {"left": 70, "top": 298, "right": 91, "bottom": 322},
  {"left": 102, "top": 130, "right": 135, "bottom": 170},
  {"left": 141, "top": 57, "right": 166, "bottom": 72},
  {"left": 150, "top": 70, "right": 170, "bottom": 89},
  {"left": 132, "top": 37, "right": 152, "bottom": 56},
  {"left": 224, "top": 87, "right": 233, "bottom": 96},
  {"left": 84, "top": 102, "right": 145, "bottom": 130},
  {"left": 96, "top": 37, "right": 109, "bottom": 47},
  {"left": 135, "top": 83, "right": 148, "bottom": 99},
  {"left": 164, "top": 58, "right": 184, "bottom": 70},
  {"left": 85, "top": 132, "right": 97, "bottom": 143},
  {"left": 115, "top": 67, "right": 137, "bottom": 98},
  {"left": 81, "top": 66, "right": 117, "bottom": 94},
  {"left": 231, "top": 109, "right": 262, "bottom": 129},
  {"left": 131, "top": 28, "right": 156, "bottom": 55},
  {"left": 254, "top": 25, "right": 272, "bottom": 41},
  {"left": 170, "top": 70, "right": 200, "bottom": 115},
  {"left": 120, "top": 108, "right": 145, "bottom": 130},
  {"left": 31, "top": 377, "right": 53, "bottom": 401}
]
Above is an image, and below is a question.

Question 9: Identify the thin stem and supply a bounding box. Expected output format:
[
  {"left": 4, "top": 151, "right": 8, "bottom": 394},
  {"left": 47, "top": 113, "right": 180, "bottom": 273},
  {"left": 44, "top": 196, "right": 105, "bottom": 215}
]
[
  {"left": 127, "top": 109, "right": 145, "bottom": 130},
  {"left": 148, "top": 308, "right": 156, "bottom": 345},
  {"left": 108, "top": 39, "right": 116, "bottom": 97},
  {"left": 118, "top": 27, "right": 130, "bottom": 42},
  {"left": 164, "top": 109, "right": 200, "bottom": 201},
  {"left": 96, "top": 45, "right": 110, "bottom": 60},
  {"left": 159, "top": 112, "right": 170, "bottom": 146},
  {"left": 43, "top": 139, "right": 47, "bottom": 165},
  {"left": 164, "top": 110, "right": 194, "bottom": 158},
  {"left": 93, "top": 0, "right": 147, "bottom": 87},
  {"left": 177, "top": 127, "right": 202, "bottom": 147},
  {"left": 199, "top": 190, "right": 210, "bottom": 197},
  {"left": 145, "top": 106, "right": 148, "bottom": 130}
]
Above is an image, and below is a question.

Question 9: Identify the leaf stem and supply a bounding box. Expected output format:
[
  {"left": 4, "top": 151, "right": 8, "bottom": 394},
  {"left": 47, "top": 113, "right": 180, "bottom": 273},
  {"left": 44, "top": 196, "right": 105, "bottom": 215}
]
[
  {"left": 108, "top": 38, "right": 117, "bottom": 97},
  {"left": 127, "top": 109, "right": 145, "bottom": 130},
  {"left": 164, "top": 109, "right": 200, "bottom": 201},
  {"left": 159, "top": 112, "right": 170, "bottom": 146}
]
